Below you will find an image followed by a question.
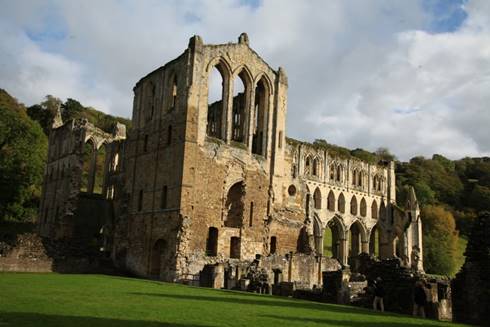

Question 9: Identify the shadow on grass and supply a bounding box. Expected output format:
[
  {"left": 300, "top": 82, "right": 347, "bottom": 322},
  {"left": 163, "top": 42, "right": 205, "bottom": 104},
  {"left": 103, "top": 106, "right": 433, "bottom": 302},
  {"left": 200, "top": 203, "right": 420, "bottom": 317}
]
[
  {"left": 259, "top": 314, "right": 440, "bottom": 327},
  {"left": 129, "top": 292, "right": 385, "bottom": 317},
  {"left": 0, "top": 312, "right": 212, "bottom": 327}
]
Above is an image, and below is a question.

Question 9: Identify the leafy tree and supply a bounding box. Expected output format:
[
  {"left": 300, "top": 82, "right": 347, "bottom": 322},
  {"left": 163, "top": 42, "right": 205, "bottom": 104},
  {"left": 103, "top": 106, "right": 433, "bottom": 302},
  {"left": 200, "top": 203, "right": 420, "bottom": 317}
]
[
  {"left": 0, "top": 97, "right": 47, "bottom": 222},
  {"left": 422, "top": 205, "right": 459, "bottom": 276},
  {"left": 375, "top": 147, "right": 396, "bottom": 161},
  {"left": 27, "top": 95, "right": 62, "bottom": 134}
]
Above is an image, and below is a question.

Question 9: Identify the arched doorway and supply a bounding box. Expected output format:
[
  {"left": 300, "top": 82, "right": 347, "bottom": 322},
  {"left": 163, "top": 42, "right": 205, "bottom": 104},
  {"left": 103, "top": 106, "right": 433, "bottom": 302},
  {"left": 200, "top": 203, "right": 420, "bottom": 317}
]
[
  {"left": 150, "top": 239, "right": 166, "bottom": 278},
  {"left": 349, "top": 221, "right": 367, "bottom": 257},
  {"left": 369, "top": 225, "right": 380, "bottom": 257},
  {"left": 224, "top": 182, "right": 245, "bottom": 228},
  {"left": 325, "top": 217, "right": 344, "bottom": 262}
]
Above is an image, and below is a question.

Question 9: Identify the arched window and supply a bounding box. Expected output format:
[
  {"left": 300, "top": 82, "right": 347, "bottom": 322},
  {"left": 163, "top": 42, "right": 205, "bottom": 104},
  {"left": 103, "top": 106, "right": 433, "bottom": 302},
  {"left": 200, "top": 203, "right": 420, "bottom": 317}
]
[
  {"left": 373, "top": 175, "right": 378, "bottom": 191},
  {"left": 360, "top": 198, "right": 367, "bottom": 217},
  {"left": 352, "top": 170, "right": 357, "bottom": 186},
  {"left": 313, "top": 188, "right": 322, "bottom": 209},
  {"left": 252, "top": 77, "right": 269, "bottom": 155},
  {"left": 349, "top": 221, "right": 363, "bottom": 256},
  {"left": 305, "top": 156, "right": 311, "bottom": 175},
  {"left": 371, "top": 200, "right": 378, "bottom": 219},
  {"left": 94, "top": 144, "right": 106, "bottom": 194},
  {"left": 231, "top": 69, "right": 250, "bottom": 143},
  {"left": 336, "top": 165, "right": 342, "bottom": 182},
  {"left": 270, "top": 236, "right": 277, "bottom": 254},
  {"left": 329, "top": 163, "right": 335, "bottom": 180},
  {"left": 224, "top": 182, "right": 245, "bottom": 228},
  {"left": 350, "top": 195, "right": 358, "bottom": 215},
  {"left": 338, "top": 193, "right": 345, "bottom": 213},
  {"left": 327, "top": 190, "right": 335, "bottom": 212},
  {"left": 312, "top": 158, "right": 319, "bottom": 177},
  {"left": 207, "top": 63, "right": 226, "bottom": 139},
  {"left": 358, "top": 171, "right": 363, "bottom": 187}
]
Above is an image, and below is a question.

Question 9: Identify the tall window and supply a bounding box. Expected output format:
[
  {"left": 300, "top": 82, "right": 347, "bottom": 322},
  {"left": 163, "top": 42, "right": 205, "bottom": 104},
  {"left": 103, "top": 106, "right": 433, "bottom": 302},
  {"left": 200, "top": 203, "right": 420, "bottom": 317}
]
[
  {"left": 270, "top": 236, "right": 277, "bottom": 254},
  {"left": 231, "top": 70, "right": 249, "bottom": 143},
  {"left": 138, "top": 190, "right": 143, "bottom": 212},
  {"left": 160, "top": 186, "right": 168, "bottom": 209},
  {"left": 350, "top": 196, "right": 358, "bottom": 215},
  {"left": 170, "top": 75, "right": 177, "bottom": 110},
  {"left": 207, "top": 63, "right": 226, "bottom": 139},
  {"left": 338, "top": 193, "right": 345, "bottom": 213},
  {"left": 206, "top": 227, "right": 218, "bottom": 256},
  {"left": 230, "top": 237, "right": 240, "bottom": 258},
  {"left": 252, "top": 77, "right": 269, "bottom": 155}
]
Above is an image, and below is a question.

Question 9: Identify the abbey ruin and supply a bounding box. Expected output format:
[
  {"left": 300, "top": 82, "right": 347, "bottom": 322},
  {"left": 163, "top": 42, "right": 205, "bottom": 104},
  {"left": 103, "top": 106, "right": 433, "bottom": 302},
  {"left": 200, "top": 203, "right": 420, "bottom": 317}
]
[{"left": 38, "top": 34, "right": 426, "bottom": 292}]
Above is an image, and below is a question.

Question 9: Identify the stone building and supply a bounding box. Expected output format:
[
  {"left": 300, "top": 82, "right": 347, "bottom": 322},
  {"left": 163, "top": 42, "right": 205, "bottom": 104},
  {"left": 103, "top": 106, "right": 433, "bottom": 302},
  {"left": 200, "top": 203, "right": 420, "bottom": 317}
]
[{"left": 38, "top": 33, "right": 423, "bottom": 289}]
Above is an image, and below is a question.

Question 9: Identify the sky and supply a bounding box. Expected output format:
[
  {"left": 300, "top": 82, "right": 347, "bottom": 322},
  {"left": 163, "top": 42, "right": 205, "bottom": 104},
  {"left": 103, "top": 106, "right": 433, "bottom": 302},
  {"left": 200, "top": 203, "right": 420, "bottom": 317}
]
[{"left": 0, "top": 0, "right": 489, "bottom": 161}]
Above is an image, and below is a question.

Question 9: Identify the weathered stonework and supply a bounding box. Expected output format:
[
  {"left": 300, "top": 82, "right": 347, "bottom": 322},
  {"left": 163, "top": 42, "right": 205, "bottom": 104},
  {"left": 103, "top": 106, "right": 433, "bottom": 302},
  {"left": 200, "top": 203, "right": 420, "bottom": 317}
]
[{"left": 38, "top": 34, "right": 424, "bottom": 290}]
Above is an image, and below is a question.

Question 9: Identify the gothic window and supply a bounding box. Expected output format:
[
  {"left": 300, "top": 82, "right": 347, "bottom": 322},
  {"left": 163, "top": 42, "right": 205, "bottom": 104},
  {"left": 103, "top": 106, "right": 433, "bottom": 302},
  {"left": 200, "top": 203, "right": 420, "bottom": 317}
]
[
  {"left": 252, "top": 77, "right": 270, "bottom": 155},
  {"left": 336, "top": 165, "right": 342, "bottom": 182},
  {"left": 330, "top": 163, "right": 335, "bottom": 180},
  {"left": 360, "top": 198, "right": 367, "bottom": 217},
  {"left": 350, "top": 195, "right": 358, "bottom": 215},
  {"left": 313, "top": 187, "right": 322, "bottom": 209},
  {"left": 327, "top": 190, "right": 335, "bottom": 211},
  {"left": 313, "top": 158, "right": 319, "bottom": 177},
  {"left": 249, "top": 201, "right": 254, "bottom": 227},
  {"left": 352, "top": 170, "right": 357, "bottom": 186},
  {"left": 305, "top": 156, "right": 312, "bottom": 175},
  {"left": 224, "top": 182, "right": 245, "bottom": 228},
  {"left": 207, "top": 63, "right": 226, "bottom": 139},
  {"left": 338, "top": 193, "right": 345, "bottom": 213},
  {"left": 231, "top": 70, "right": 250, "bottom": 143},
  {"left": 371, "top": 200, "right": 378, "bottom": 219}
]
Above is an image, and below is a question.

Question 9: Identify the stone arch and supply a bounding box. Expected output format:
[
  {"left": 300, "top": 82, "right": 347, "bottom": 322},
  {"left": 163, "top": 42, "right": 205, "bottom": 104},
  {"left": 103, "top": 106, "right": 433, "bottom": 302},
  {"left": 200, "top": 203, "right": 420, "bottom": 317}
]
[
  {"left": 325, "top": 215, "right": 346, "bottom": 261},
  {"left": 150, "top": 239, "right": 167, "bottom": 278},
  {"left": 312, "top": 157, "right": 320, "bottom": 177},
  {"left": 207, "top": 59, "right": 231, "bottom": 140},
  {"left": 371, "top": 200, "right": 378, "bottom": 219},
  {"left": 252, "top": 75, "right": 271, "bottom": 155},
  {"left": 349, "top": 220, "right": 368, "bottom": 257},
  {"left": 313, "top": 214, "right": 323, "bottom": 254},
  {"left": 350, "top": 195, "right": 358, "bottom": 216},
  {"left": 338, "top": 193, "right": 345, "bottom": 213},
  {"left": 224, "top": 181, "right": 245, "bottom": 228},
  {"left": 360, "top": 197, "right": 367, "bottom": 217},
  {"left": 313, "top": 187, "right": 322, "bottom": 209},
  {"left": 336, "top": 164, "right": 342, "bottom": 182},
  {"left": 352, "top": 169, "right": 357, "bottom": 186},
  {"left": 327, "top": 190, "right": 335, "bottom": 212}
]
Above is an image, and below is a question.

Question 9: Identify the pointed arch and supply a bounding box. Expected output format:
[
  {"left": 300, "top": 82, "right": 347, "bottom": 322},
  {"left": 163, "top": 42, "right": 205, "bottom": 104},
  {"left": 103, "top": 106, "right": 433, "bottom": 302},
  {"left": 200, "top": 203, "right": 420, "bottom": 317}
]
[
  {"left": 207, "top": 59, "right": 230, "bottom": 140},
  {"left": 371, "top": 200, "right": 378, "bottom": 219},
  {"left": 325, "top": 216, "right": 345, "bottom": 260},
  {"left": 313, "top": 187, "right": 322, "bottom": 209},
  {"left": 231, "top": 67, "right": 252, "bottom": 143},
  {"left": 350, "top": 195, "right": 358, "bottom": 216},
  {"left": 252, "top": 75, "right": 270, "bottom": 155},
  {"left": 360, "top": 197, "right": 367, "bottom": 217},
  {"left": 329, "top": 163, "right": 335, "bottom": 180},
  {"left": 224, "top": 182, "right": 245, "bottom": 228},
  {"left": 352, "top": 169, "right": 357, "bottom": 186},
  {"left": 349, "top": 220, "right": 368, "bottom": 256},
  {"left": 338, "top": 193, "right": 345, "bottom": 213},
  {"left": 327, "top": 190, "right": 335, "bottom": 212},
  {"left": 312, "top": 157, "right": 319, "bottom": 176},
  {"left": 369, "top": 224, "right": 380, "bottom": 256},
  {"left": 304, "top": 155, "right": 312, "bottom": 175},
  {"left": 336, "top": 165, "right": 342, "bottom": 182}
]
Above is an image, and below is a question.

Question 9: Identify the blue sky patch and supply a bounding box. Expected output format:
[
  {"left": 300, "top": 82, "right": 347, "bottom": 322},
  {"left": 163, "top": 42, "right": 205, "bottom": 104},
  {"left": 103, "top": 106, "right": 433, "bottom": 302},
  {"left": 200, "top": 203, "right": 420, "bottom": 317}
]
[{"left": 422, "top": 0, "right": 468, "bottom": 33}]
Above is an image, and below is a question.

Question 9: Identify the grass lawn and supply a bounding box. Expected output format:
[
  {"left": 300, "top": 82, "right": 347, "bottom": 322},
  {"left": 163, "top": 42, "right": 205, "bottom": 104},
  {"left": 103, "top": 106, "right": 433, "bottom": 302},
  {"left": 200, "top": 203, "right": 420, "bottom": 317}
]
[{"left": 0, "top": 273, "right": 465, "bottom": 326}]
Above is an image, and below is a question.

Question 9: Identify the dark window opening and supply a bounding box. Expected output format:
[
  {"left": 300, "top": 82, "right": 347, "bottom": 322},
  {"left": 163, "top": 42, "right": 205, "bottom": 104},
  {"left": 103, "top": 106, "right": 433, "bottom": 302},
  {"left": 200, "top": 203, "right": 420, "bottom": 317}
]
[
  {"left": 206, "top": 227, "right": 218, "bottom": 256},
  {"left": 270, "top": 236, "right": 277, "bottom": 254},
  {"left": 230, "top": 237, "right": 240, "bottom": 259},
  {"left": 224, "top": 182, "right": 245, "bottom": 228},
  {"left": 252, "top": 78, "right": 268, "bottom": 155},
  {"left": 160, "top": 186, "right": 168, "bottom": 209},
  {"left": 138, "top": 190, "right": 143, "bottom": 212},
  {"left": 249, "top": 201, "right": 254, "bottom": 227}
]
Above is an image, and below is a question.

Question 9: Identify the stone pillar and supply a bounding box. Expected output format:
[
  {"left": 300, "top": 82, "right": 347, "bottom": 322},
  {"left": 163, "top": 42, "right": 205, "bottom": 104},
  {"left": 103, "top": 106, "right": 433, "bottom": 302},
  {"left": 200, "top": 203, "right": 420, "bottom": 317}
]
[
  {"left": 361, "top": 240, "right": 369, "bottom": 254},
  {"left": 340, "top": 233, "right": 349, "bottom": 266}
]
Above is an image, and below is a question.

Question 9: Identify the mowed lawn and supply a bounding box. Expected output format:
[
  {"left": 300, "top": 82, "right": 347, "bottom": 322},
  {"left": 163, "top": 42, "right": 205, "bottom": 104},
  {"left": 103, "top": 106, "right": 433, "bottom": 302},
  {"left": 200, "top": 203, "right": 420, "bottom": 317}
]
[{"left": 0, "top": 273, "right": 465, "bottom": 327}]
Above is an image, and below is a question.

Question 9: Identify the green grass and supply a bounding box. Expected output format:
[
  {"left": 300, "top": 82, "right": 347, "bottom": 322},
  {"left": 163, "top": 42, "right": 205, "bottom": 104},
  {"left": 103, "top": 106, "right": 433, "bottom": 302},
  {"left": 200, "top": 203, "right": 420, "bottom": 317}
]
[{"left": 0, "top": 273, "right": 465, "bottom": 326}]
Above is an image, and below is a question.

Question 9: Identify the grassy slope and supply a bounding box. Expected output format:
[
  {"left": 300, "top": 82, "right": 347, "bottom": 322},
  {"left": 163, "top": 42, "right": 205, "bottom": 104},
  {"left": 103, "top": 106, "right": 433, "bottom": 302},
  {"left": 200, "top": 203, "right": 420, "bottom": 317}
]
[{"left": 0, "top": 273, "right": 465, "bottom": 327}]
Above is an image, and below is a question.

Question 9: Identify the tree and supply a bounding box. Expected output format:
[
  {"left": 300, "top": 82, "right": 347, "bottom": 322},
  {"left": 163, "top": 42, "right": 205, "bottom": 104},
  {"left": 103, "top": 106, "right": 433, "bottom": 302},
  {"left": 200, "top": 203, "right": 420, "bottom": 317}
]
[
  {"left": 422, "top": 205, "right": 459, "bottom": 276},
  {"left": 27, "top": 95, "right": 62, "bottom": 135},
  {"left": 0, "top": 103, "right": 47, "bottom": 222},
  {"left": 375, "top": 147, "right": 396, "bottom": 161}
]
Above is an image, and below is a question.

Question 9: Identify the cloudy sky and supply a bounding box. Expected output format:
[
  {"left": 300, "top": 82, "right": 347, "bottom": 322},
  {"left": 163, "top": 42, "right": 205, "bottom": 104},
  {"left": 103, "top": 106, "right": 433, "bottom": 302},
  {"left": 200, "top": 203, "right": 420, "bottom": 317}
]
[{"left": 1, "top": 0, "right": 489, "bottom": 160}]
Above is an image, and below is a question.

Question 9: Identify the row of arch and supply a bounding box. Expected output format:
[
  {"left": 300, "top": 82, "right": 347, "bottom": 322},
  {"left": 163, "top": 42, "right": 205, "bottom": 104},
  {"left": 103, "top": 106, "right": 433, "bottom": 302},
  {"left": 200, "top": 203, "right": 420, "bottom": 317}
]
[
  {"left": 206, "top": 59, "right": 273, "bottom": 156},
  {"left": 310, "top": 188, "right": 387, "bottom": 220}
]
